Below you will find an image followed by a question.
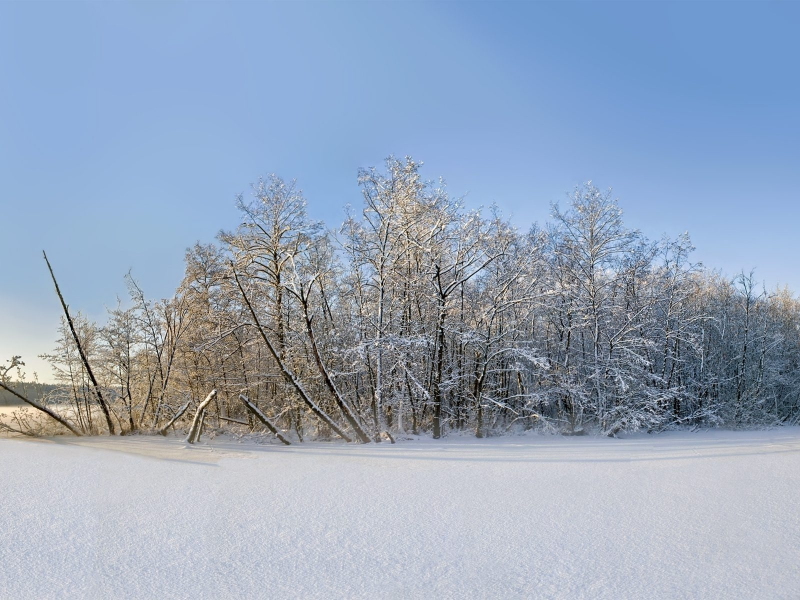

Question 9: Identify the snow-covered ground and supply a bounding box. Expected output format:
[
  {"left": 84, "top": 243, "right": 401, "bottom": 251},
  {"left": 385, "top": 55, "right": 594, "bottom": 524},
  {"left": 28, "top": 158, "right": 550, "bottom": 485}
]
[{"left": 2, "top": 429, "right": 800, "bottom": 599}]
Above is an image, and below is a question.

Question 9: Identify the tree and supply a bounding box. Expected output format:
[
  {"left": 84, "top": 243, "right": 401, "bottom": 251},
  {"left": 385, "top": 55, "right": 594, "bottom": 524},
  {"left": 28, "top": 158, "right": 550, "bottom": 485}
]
[
  {"left": 20, "top": 162, "right": 800, "bottom": 440},
  {"left": 550, "top": 183, "right": 642, "bottom": 432}
]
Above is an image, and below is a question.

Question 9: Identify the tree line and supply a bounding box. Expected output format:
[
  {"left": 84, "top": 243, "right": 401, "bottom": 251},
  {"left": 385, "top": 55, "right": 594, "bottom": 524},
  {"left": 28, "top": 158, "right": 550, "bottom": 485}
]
[{"left": 7, "top": 157, "right": 800, "bottom": 439}]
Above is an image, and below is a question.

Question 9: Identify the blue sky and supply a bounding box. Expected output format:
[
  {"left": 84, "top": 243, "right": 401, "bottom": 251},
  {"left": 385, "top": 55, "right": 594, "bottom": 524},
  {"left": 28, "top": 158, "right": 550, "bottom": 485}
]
[{"left": 1, "top": 1, "right": 798, "bottom": 382}]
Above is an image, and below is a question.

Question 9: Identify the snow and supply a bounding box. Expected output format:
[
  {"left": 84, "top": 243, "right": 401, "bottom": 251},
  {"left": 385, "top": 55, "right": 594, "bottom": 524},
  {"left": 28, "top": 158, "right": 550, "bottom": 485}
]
[{"left": 2, "top": 429, "right": 800, "bottom": 599}]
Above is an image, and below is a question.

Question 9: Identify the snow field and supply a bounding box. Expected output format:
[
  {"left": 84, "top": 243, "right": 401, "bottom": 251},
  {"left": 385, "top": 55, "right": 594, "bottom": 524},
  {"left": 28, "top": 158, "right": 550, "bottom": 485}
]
[{"left": 2, "top": 429, "right": 800, "bottom": 599}]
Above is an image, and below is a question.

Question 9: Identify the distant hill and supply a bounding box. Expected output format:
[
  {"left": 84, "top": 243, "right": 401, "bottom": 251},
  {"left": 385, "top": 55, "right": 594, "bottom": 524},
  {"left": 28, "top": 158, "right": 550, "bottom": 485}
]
[{"left": 0, "top": 382, "right": 60, "bottom": 406}]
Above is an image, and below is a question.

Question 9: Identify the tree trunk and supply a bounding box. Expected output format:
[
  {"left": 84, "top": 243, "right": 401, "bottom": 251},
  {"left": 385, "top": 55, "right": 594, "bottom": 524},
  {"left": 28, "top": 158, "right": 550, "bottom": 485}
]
[
  {"left": 0, "top": 381, "right": 82, "bottom": 436},
  {"left": 158, "top": 401, "right": 191, "bottom": 436},
  {"left": 239, "top": 394, "right": 291, "bottom": 445},
  {"left": 300, "top": 302, "right": 371, "bottom": 443},
  {"left": 233, "top": 267, "right": 352, "bottom": 442},
  {"left": 44, "top": 251, "right": 116, "bottom": 435},
  {"left": 432, "top": 295, "right": 446, "bottom": 439},
  {"left": 186, "top": 390, "right": 217, "bottom": 444}
]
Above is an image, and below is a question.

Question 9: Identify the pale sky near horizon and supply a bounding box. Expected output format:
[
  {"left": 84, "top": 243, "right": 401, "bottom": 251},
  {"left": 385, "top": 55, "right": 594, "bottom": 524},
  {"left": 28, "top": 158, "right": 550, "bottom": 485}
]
[{"left": 1, "top": 1, "right": 799, "bottom": 383}]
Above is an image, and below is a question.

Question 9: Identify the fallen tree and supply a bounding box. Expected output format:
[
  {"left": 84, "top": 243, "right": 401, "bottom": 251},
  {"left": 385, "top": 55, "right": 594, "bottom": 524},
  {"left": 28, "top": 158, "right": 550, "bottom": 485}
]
[
  {"left": 0, "top": 381, "right": 82, "bottom": 436},
  {"left": 239, "top": 394, "right": 292, "bottom": 445},
  {"left": 159, "top": 400, "right": 191, "bottom": 436}
]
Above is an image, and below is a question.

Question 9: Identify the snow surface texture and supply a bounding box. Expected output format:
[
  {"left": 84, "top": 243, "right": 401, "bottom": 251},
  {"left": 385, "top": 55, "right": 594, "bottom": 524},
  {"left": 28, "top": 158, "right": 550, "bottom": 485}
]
[{"left": 2, "top": 430, "right": 800, "bottom": 599}]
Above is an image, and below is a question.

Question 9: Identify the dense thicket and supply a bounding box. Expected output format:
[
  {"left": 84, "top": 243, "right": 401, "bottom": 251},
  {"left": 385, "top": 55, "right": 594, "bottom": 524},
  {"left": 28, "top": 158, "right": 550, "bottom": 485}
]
[{"left": 15, "top": 158, "right": 800, "bottom": 438}]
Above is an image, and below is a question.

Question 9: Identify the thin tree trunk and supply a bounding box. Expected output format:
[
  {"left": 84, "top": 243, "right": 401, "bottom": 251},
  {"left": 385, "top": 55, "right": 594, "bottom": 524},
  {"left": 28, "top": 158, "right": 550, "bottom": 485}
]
[
  {"left": 239, "top": 394, "right": 291, "bottom": 445},
  {"left": 158, "top": 400, "right": 191, "bottom": 436},
  {"left": 432, "top": 293, "right": 446, "bottom": 439},
  {"left": 0, "top": 381, "right": 82, "bottom": 436},
  {"left": 186, "top": 390, "right": 217, "bottom": 444},
  {"left": 43, "top": 251, "right": 116, "bottom": 435},
  {"left": 299, "top": 297, "right": 371, "bottom": 443},
  {"left": 232, "top": 266, "right": 352, "bottom": 442}
]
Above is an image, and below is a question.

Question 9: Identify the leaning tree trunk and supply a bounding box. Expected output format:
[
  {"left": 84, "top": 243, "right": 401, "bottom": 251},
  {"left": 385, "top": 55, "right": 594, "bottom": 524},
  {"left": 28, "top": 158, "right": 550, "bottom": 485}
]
[
  {"left": 232, "top": 267, "right": 352, "bottom": 442},
  {"left": 239, "top": 394, "right": 291, "bottom": 445},
  {"left": 186, "top": 390, "right": 216, "bottom": 444},
  {"left": 43, "top": 251, "right": 116, "bottom": 435},
  {"left": 0, "top": 381, "right": 82, "bottom": 436},
  {"left": 298, "top": 295, "right": 371, "bottom": 443},
  {"left": 158, "top": 400, "right": 191, "bottom": 436}
]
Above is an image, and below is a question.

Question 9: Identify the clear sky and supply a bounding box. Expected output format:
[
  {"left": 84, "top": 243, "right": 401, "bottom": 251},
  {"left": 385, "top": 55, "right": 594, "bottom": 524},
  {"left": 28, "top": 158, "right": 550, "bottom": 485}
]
[{"left": 1, "top": 1, "right": 798, "bottom": 383}]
